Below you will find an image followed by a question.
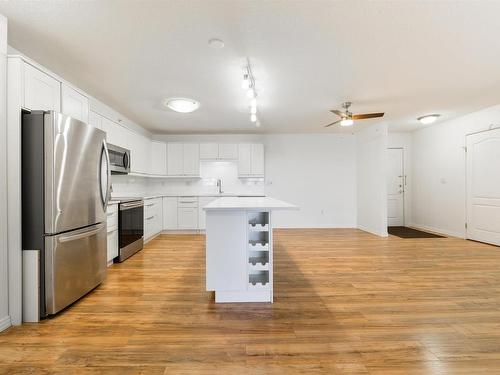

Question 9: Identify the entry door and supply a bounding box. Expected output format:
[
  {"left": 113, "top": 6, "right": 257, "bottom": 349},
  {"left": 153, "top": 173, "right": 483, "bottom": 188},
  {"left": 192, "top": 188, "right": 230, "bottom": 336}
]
[
  {"left": 466, "top": 128, "right": 500, "bottom": 246},
  {"left": 387, "top": 148, "right": 404, "bottom": 226}
]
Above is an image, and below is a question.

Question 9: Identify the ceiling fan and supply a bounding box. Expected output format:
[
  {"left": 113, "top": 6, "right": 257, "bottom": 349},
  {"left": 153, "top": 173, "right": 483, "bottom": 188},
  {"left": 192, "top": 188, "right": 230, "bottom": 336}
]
[{"left": 324, "top": 102, "right": 384, "bottom": 127}]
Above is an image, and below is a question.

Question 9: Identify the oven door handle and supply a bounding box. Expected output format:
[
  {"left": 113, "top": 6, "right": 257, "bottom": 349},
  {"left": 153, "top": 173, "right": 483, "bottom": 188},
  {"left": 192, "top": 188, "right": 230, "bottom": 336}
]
[{"left": 120, "top": 202, "right": 144, "bottom": 210}]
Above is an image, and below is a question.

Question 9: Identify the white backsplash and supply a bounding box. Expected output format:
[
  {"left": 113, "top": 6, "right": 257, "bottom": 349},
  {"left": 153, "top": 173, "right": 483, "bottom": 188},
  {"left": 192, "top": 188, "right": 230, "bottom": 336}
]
[{"left": 111, "top": 161, "right": 265, "bottom": 197}]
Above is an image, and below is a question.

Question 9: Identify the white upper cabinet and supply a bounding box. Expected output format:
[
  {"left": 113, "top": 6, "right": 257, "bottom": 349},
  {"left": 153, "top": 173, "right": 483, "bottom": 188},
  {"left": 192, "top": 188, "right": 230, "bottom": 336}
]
[
  {"left": 129, "top": 131, "right": 151, "bottom": 175},
  {"left": 61, "top": 84, "right": 89, "bottom": 123},
  {"left": 200, "top": 143, "right": 219, "bottom": 160},
  {"left": 238, "top": 143, "right": 264, "bottom": 177},
  {"left": 200, "top": 143, "right": 238, "bottom": 160},
  {"left": 218, "top": 143, "right": 238, "bottom": 160},
  {"left": 150, "top": 141, "right": 167, "bottom": 175},
  {"left": 167, "top": 143, "right": 184, "bottom": 176},
  {"left": 167, "top": 143, "right": 200, "bottom": 176},
  {"left": 238, "top": 144, "right": 252, "bottom": 176},
  {"left": 88, "top": 111, "right": 102, "bottom": 130},
  {"left": 183, "top": 143, "right": 200, "bottom": 176},
  {"left": 251, "top": 143, "right": 265, "bottom": 176},
  {"left": 24, "top": 63, "right": 61, "bottom": 112}
]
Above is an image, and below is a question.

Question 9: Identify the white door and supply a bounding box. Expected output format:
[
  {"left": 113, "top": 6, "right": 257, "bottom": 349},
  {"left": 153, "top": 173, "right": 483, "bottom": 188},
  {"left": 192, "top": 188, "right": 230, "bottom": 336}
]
[
  {"left": 466, "top": 128, "right": 500, "bottom": 246},
  {"left": 183, "top": 143, "right": 200, "bottom": 176},
  {"left": 167, "top": 143, "right": 183, "bottom": 176},
  {"left": 24, "top": 63, "right": 61, "bottom": 111},
  {"left": 387, "top": 148, "right": 404, "bottom": 226},
  {"left": 61, "top": 84, "right": 89, "bottom": 123}
]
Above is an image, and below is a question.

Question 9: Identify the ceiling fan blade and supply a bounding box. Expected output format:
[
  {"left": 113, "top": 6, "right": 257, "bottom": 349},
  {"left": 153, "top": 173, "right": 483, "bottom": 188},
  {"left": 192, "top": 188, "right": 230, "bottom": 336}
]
[
  {"left": 352, "top": 112, "right": 385, "bottom": 120},
  {"left": 324, "top": 120, "right": 341, "bottom": 128},
  {"left": 329, "top": 109, "right": 345, "bottom": 117}
]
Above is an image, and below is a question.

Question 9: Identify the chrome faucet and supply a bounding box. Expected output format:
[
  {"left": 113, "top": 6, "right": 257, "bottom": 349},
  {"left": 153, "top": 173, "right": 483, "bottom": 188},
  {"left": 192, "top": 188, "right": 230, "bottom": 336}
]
[{"left": 216, "top": 179, "right": 223, "bottom": 194}]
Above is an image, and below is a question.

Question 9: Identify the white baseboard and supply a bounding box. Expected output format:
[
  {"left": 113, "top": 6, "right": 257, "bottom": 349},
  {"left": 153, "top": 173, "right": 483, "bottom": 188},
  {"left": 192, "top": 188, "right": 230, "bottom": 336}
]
[
  {"left": 357, "top": 225, "right": 388, "bottom": 237},
  {"left": 0, "top": 315, "right": 11, "bottom": 332},
  {"left": 407, "top": 223, "right": 465, "bottom": 239}
]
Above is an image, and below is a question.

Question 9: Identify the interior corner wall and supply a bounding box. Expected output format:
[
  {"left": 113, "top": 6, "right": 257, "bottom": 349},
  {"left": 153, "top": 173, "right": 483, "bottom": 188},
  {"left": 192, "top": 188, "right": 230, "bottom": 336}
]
[
  {"left": 264, "top": 133, "right": 357, "bottom": 228},
  {"left": 0, "top": 13, "right": 11, "bottom": 332},
  {"left": 411, "top": 104, "right": 500, "bottom": 238},
  {"left": 356, "top": 123, "right": 388, "bottom": 237}
]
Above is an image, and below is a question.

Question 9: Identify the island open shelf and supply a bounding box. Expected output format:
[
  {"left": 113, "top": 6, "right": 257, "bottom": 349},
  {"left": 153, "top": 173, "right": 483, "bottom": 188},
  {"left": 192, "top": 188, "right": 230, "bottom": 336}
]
[{"left": 204, "top": 197, "right": 297, "bottom": 303}]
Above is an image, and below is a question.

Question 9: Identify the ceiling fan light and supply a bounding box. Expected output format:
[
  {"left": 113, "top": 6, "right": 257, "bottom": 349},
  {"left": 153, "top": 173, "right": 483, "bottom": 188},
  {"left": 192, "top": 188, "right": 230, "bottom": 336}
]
[{"left": 340, "top": 118, "right": 354, "bottom": 127}]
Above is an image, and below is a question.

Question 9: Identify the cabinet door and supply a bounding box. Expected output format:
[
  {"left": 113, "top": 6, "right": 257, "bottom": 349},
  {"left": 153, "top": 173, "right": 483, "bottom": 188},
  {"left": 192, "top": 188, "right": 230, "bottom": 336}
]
[
  {"left": 178, "top": 207, "right": 198, "bottom": 229},
  {"left": 198, "top": 197, "right": 217, "bottom": 230},
  {"left": 24, "top": 63, "right": 61, "bottom": 111},
  {"left": 61, "top": 84, "right": 89, "bottom": 123},
  {"left": 183, "top": 143, "right": 200, "bottom": 176},
  {"left": 162, "top": 197, "right": 178, "bottom": 230},
  {"left": 106, "top": 229, "right": 118, "bottom": 263},
  {"left": 238, "top": 144, "right": 252, "bottom": 176},
  {"left": 251, "top": 143, "right": 265, "bottom": 176},
  {"left": 150, "top": 141, "right": 167, "bottom": 175},
  {"left": 219, "top": 143, "right": 238, "bottom": 160},
  {"left": 199, "top": 143, "right": 219, "bottom": 160},
  {"left": 88, "top": 111, "right": 102, "bottom": 129},
  {"left": 101, "top": 117, "right": 129, "bottom": 148},
  {"left": 167, "top": 143, "right": 183, "bottom": 176}
]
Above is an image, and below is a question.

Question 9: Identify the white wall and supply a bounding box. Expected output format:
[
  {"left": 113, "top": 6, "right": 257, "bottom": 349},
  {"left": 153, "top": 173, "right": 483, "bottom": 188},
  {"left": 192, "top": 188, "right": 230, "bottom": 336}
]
[
  {"left": 0, "top": 14, "right": 11, "bottom": 332},
  {"left": 264, "top": 134, "right": 357, "bottom": 228},
  {"left": 357, "top": 124, "right": 388, "bottom": 236},
  {"left": 388, "top": 132, "right": 412, "bottom": 225},
  {"left": 411, "top": 104, "right": 500, "bottom": 238}
]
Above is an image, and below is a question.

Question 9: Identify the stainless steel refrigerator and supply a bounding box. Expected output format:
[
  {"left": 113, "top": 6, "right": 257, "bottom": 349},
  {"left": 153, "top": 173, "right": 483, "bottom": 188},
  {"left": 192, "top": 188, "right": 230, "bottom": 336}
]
[{"left": 22, "top": 110, "right": 111, "bottom": 318}]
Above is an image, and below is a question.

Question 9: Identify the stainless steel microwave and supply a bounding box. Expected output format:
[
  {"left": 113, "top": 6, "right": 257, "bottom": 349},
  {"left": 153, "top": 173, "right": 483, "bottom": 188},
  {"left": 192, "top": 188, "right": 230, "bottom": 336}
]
[{"left": 107, "top": 143, "right": 130, "bottom": 174}]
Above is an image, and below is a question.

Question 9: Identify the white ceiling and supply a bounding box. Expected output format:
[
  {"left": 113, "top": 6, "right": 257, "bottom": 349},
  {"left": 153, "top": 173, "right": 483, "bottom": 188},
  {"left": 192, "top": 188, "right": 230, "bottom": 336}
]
[{"left": 1, "top": 1, "right": 500, "bottom": 134}]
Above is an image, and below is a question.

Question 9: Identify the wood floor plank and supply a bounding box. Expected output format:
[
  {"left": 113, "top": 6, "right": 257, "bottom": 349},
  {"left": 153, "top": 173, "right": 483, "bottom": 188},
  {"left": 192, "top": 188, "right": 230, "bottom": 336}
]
[{"left": 1, "top": 229, "right": 500, "bottom": 374}]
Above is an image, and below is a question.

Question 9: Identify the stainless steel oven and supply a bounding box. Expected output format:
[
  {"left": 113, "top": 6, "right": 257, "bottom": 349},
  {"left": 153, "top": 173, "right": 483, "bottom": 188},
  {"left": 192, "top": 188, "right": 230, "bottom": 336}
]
[
  {"left": 108, "top": 143, "right": 130, "bottom": 174},
  {"left": 117, "top": 199, "right": 144, "bottom": 262}
]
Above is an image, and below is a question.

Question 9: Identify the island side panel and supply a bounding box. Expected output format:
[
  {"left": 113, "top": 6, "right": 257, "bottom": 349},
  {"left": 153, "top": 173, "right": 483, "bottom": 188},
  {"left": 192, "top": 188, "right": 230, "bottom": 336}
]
[{"left": 205, "top": 210, "right": 247, "bottom": 292}]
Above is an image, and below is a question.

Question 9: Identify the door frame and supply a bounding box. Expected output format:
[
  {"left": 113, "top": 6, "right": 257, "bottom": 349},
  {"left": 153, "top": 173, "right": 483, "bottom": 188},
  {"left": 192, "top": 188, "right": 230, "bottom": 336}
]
[{"left": 387, "top": 147, "right": 405, "bottom": 227}]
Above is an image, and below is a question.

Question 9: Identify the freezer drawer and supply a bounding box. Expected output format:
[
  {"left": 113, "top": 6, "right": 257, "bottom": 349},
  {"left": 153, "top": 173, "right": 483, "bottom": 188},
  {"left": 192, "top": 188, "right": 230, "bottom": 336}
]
[{"left": 45, "top": 222, "right": 107, "bottom": 315}]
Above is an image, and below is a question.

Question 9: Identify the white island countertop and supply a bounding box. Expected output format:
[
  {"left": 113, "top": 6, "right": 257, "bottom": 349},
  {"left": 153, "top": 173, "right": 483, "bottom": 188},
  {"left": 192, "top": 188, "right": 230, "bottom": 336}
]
[{"left": 203, "top": 196, "right": 298, "bottom": 211}]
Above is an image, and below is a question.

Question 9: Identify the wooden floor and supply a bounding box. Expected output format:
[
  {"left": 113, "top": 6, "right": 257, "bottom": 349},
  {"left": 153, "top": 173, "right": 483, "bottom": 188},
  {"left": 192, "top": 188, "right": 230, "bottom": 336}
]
[{"left": 2, "top": 229, "right": 500, "bottom": 374}]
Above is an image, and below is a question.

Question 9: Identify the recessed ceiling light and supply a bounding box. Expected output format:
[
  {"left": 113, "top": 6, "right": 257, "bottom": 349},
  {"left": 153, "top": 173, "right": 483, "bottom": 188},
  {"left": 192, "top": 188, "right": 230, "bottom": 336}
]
[
  {"left": 418, "top": 114, "right": 440, "bottom": 125},
  {"left": 208, "top": 38, "right": 225, "bottom": 49},
  {"left": 340, "top": 118, "right": 354, "bottom": 127},
  {"left": 165, "top": 98, "right": 200, "bottom": 113}
]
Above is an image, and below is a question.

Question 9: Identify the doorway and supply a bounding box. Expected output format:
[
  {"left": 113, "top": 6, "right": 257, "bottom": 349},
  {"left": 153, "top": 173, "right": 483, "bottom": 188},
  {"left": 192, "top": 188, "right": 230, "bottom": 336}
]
[
  {"left": 387, "top": 148, "right": 405, "bottom": 226},
  {"left": 466, "top": 128, "right": 500, "bottom": 246}
]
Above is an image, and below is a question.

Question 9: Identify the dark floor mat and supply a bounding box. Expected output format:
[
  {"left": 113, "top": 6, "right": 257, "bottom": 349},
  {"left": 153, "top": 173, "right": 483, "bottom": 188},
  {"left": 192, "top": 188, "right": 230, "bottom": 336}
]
[{"left": 388, "top": 226, "right": 444, "bottom": 238}]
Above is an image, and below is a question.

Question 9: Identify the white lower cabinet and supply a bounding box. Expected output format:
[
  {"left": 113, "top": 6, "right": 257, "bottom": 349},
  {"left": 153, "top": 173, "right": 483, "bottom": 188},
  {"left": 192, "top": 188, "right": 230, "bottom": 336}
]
[
  {"left": 106, "top": 204, "right": 119, "bottom": 265},
  {"left": 162, "top": 197, "right": 178, "bottom": 230},
  {"left": 144, "top": 198, "right": 162, "bottom": 241},
  {"left": 178, "top": 197, "right": 198, "bottom": 229},
  {"left": 178, "top": 207, "right": 198, "bottom": 229},
  {"left": 198, "top": 196, "right": 218, "bottom": 230}
]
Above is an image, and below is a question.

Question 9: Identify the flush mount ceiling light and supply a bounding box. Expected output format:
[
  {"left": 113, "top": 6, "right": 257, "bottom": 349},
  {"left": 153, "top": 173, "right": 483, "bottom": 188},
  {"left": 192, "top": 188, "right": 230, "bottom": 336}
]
[
  {"left": 165, "top": 98, "right": 200, "bottom": 113},
  {"left": 418, "top": 114, "right": 440, "bottom": 125}
]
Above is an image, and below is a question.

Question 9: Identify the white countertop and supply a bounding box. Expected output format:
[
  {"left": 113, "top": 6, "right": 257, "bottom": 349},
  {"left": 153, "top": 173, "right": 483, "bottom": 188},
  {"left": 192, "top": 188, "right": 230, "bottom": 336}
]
[
  {"left": 110, "top": 193, "right": 265, "bottom": 203},
  {"left": 203, "top": 196, "right": 298, "bottom": 211}
]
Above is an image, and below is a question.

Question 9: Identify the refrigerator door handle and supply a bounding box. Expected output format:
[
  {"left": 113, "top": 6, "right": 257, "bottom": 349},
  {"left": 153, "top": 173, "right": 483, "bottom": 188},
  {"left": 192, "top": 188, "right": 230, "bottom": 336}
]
[
  {"left": 100, "top": 139, "right": 112, "bottom": 212},
  {"left": 58, "top": 223, "right": 105, "bottom": 243}
]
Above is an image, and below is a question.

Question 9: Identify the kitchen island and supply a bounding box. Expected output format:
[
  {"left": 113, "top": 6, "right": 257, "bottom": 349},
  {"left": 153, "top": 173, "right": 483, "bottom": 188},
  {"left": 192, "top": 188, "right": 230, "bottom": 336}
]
[{"left": 204, "top": 197, "right": 297, "bottom": 303}]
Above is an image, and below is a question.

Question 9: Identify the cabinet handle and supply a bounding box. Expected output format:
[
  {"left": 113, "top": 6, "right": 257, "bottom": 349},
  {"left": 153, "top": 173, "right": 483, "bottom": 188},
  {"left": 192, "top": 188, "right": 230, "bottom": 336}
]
[
  {"left": 146, "top": 203, "right": 154, "bottom": 207},
  {"left": 146, "top": 216, "right": 154, "bottom": 220}
]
